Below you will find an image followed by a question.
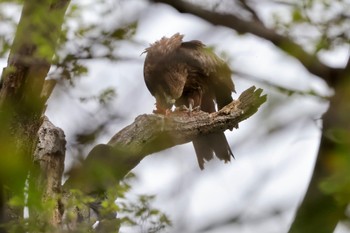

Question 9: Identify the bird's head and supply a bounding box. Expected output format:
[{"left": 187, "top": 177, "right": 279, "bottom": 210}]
[{"left": 143, "top": 33, "right": 184, "bottom": 58}]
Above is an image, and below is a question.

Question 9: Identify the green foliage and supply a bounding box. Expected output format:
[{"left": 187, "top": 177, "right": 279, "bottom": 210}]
[
  {"left": 117, "top": 194, "right": 172, "bottom": 233},
  {"left": 4, "top": 195, "right": 60, "bottom": 233},
  {"left": 319, "top": 128, "right": 350, "bottom": 204},
  {"left": 0, "top": 2, "right": 20, "bottom": 57},
  {"left": 271, "top": 0, "right": 350, "bottom": 54},
  {"left": 291, "top": 8, "right": 304, "bottom": 22},
  {"left": 62, "top": 174, "right": 171, "bottom": 233},
  {"left": 51, "top": 19, "right": 137, "bottom": 83},
  {"left": 1, "top": 174, "right": 171, "bottom": 233},
  {"left": 79, "top": 87, "right": 117, "bottom": 106},
  {"left": 50, "top": 1, "right": 138, "bottom": 85}
]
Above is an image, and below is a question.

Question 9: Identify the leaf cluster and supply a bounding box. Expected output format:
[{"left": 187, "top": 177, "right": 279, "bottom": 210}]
[
  {"left": 50, "top": 2, "right": 138, "bottom": 85},
  {"left": 117, "top": 194, "right": 172, "bottom": 233},
  {"left": 272, "top": 0, "right": 350, "bottom": 54},
  {"left": 2, "top": 173, "right": 171, "bottom": 233}
]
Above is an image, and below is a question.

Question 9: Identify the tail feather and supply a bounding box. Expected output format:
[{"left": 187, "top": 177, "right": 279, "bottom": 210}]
[
  {"left": 208, "top": 132, "right": 233, "bottom": 162},
  {"left": 193, "top": 137, "right": 214, "bottom": 170},
  {"left": 193, "top": 133, "right": 233, "bottom": 170}
]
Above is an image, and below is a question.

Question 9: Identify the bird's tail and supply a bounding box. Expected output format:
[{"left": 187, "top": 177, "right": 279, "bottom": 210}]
[{"left": 193, "top": 132, "right": 233, "bottom": 170}]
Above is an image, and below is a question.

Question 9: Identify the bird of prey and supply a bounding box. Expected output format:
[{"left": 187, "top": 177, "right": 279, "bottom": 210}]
[{"left": 143, "top": 33, "right": 235, "bottom": 169}]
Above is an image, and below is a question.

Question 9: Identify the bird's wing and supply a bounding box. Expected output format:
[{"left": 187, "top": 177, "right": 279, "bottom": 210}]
[
  {"left": 179, "top": 41, "right": 235, "bottom": 109},
  {"left": 144, "top": 54, "right": 188, "bottom": 98},
  {"left": 143, "top": 36, "right": 189, "bottom": 111}
]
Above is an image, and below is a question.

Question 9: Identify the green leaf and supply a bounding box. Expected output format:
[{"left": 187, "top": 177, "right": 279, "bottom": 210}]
[{"left": 292, "top": 8, "right": 303, "bottom": 22}]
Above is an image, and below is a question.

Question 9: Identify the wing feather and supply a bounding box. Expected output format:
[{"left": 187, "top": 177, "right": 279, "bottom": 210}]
[{"left": 178, "top": 41, "right": 235, "bottom": 109}]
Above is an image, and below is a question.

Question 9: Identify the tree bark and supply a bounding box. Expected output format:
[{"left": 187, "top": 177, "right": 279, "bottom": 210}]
[
  {"left": 0, "top": 0, "right": 70, "bottom": 228},
  {"left": 288, "top": 76, "right": 350, "bottom": 233},
  {"left": 31, "top": 117, "right": 66, "bottom": 226}
]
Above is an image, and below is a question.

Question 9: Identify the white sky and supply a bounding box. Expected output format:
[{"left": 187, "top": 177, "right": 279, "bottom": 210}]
[{"left": 1, "top": 1, "right": 349, "bottom": 232}]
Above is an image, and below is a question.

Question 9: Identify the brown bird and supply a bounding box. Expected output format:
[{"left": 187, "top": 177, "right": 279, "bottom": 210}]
[{"left": 143, "top": 33, "right": 235, "bottom": 169}]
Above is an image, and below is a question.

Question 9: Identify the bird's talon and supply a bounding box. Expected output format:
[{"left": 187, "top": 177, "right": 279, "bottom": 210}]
[
  {"left": 175, "top": 105, "right": 189, "bottom": 112},
  {"left": 193, "top": 106, "right": 201, "bottom": 111}
]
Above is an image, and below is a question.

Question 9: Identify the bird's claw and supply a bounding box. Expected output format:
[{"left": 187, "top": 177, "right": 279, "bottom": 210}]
[
  {"left": 192, "top": 106, "right": 200, "bottom": 111},
  {"left": 175, "top": 105, "right": 200, "bottom": 111},
  {"left": 174, "top": 105, "right": 200, "bottom": 116},
  {"left": 175, "top": 105, "right": 189, "bottom": 112}
]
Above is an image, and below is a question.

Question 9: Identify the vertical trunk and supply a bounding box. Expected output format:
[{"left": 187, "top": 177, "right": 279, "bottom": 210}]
[
  {"left": 289, "top": 76, "right": 350, "bottom": 233},
  {"left": 0, "top": 0, "right": 70, "bottom": 229}
]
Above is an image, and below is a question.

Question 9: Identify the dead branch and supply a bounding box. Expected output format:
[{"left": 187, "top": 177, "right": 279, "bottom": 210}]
[
  {"left": 64, "top": 86, "right": 266, "bottom": 194},
  {"left": 33, "top": 117, "right": 66, "bottom": 226}
]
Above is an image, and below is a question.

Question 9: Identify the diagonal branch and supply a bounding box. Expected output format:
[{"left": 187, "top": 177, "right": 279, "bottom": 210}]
[
  {"left": 234, "top": 70, "right": 329, "bottom": 99},
  {"left": 108, "top": 87, "right": 265, "bottom": 154},
  {"left": 64, "top": 86, "right": 266, "bottom": 194},
  {"left": 237, "top": 0, "right": 262, "bottom": 23},
  {"left": 152, "top": 0, "right": 342, "bottom": 87}
]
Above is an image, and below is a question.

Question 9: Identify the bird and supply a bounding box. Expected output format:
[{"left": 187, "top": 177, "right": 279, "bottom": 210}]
[{"left": 143, "top": 33, "right": 235, "bottom": 169}]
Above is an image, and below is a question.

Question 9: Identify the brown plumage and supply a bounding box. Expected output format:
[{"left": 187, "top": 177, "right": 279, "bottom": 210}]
[{"left": 143, "top": 33, "right": 235, "bottom": 169}]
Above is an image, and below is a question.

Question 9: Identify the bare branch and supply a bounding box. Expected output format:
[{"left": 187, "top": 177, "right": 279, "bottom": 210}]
[
  {"left": 235, "top": 70, "right": 330, "bottom": 99},
  {"left": 108, "top": 86, "right": 266, "bottom": 156},
  {"left": 64, "top": 86, "right": 266, "bottom": 194},
  {"left": 237, "top": 0, "right": 262, "bottom": 23}
]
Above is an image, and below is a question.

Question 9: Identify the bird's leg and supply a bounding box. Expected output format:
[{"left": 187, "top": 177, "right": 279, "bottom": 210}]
[
  {"left": 193, "top": 88, "right": 202, "bottom": 111},
  {"left": 188, "top": 98, "right": 194, "bottom": 116},
  {"left": 174, "top": 98, "right": 200, "bottom": 115},
  {"left": 160, "top": 115, "right": 165, "bottom": 132}
]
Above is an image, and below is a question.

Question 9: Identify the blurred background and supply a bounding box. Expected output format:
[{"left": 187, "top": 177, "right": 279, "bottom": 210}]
[{"left": 1, "top": 0, "right": 349, "bottom": 232}]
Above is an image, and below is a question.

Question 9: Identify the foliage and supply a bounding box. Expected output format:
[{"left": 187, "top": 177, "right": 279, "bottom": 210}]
[
  {"left": 272, "top": 0, "right": 350, "bottom": 53},
  {"left": 0, "top": 2, "right": 19, "bottom": 57},
  {"left": 63, "top": 174, "right": 172, "bottom": 233},
  {"left": 2, "top": 174, "right": 171, "bottom": 233},
  {"left": 117, "top": 194, "right": 172, "bottom": 233},
  {"left": 50, "top": 1, "right": 138, "bottom": 85}
]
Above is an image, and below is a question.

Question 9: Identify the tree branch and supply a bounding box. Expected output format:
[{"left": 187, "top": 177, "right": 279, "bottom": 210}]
[
  {"left": 152, "top": 0, "right": 342, "bottom": 87},
  {"left": 64, "top": 86, "right": 266, "bottom": 194},
  {"left": 237, "top": 0, "right": 262, "bottom": 23}
]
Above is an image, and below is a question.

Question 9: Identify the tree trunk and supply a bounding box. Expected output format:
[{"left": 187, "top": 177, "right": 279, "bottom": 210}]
[
  {"left": 0, "top": 0, "right": 70, "bottom": 229},
  {"left": 288, "top": 76, "right": 350, "bottom": 233}
]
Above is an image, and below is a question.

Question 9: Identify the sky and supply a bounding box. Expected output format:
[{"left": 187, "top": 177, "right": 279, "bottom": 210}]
[{"left": 1, "top": 0, "right": 349, "bottom": 232}]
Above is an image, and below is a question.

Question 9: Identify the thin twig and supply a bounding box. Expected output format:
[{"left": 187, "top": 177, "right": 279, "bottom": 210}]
[{"left": 237, "top": 0, "right": 262, "bottom": 23}]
